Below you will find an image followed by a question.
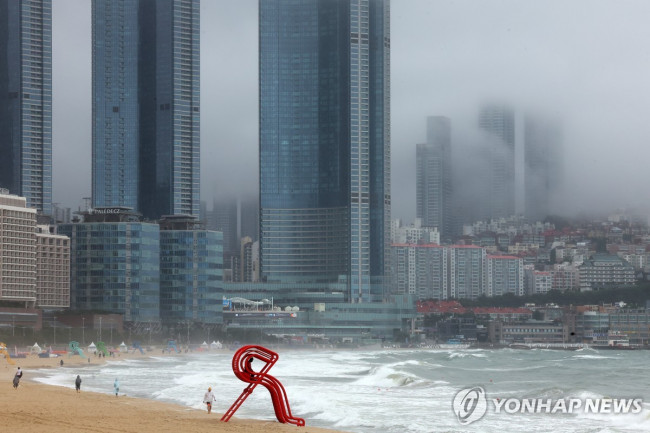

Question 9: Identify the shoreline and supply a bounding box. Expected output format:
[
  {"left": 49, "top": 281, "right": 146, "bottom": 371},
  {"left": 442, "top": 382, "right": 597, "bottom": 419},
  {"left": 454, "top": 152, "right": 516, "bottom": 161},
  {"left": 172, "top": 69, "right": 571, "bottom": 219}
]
[{"left": 1, "top": 352, "right": 343, "bottom": 433}]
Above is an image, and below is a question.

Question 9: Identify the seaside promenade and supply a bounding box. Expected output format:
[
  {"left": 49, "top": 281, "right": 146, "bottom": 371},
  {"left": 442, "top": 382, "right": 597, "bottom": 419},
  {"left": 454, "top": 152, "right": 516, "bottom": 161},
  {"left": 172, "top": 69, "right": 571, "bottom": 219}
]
[{"left": 0, "top": 351, "right": 340, "bottom": 433}]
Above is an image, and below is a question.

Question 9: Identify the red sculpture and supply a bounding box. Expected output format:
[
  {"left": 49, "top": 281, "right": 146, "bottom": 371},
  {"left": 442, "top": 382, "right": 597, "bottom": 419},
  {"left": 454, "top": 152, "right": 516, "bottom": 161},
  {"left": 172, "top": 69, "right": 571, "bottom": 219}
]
[{"left": 221, "top": 345, "right": 305, "bottom": 426}]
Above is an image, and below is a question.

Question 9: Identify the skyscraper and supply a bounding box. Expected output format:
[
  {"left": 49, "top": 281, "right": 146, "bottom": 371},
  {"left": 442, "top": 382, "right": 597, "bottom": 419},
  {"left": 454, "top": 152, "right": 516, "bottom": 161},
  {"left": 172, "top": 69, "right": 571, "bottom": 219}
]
[
  {"left": 524, "top": 114, "right": 562, "bottom": 221},
  {"left": 0, "top": 0, "right": 53, "bottom": 215},
  {"left": 92, "top": 0, "right": 200, "bottom": 219},
  {"left": 478, "top": 104, "right": 515, "bottom": 220},
  {"left": 259, "top": 0, "right": 390, "bottom": 302},
  {"left": 416, "top": 116, "right": 452, "bottom": 241}
]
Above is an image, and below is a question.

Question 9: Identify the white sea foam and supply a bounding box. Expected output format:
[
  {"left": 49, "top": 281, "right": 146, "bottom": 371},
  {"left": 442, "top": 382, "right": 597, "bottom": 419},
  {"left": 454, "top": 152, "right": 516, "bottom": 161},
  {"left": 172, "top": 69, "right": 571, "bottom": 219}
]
[
  {"left": 29, "top": 348, "right": 650, "bottom": 433},
  {"left": 448, "top": 351, "right": 487, "bottom": 359},
  {"left": 571, "top": 354, "right": 616, "bottom": 360}
]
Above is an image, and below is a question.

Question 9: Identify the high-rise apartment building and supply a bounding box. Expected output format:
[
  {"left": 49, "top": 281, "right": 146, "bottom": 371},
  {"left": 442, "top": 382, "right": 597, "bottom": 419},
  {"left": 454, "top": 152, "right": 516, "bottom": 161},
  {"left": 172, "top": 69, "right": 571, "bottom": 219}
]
[
  {"left": 391, "top": 243, "right": 448, "bottom": 300},
  {"left": 449, "top": 245, "right": 486, "bottom": 299},
  {"left": 92, "top": 0, "right": 200, "bottom": 219},
  {"left": 487, "top": 254, "right": 524, "bottom": 297},
  {"left": 259, "top": 0, "right": 390, "bottom": 302},
  {"left": 416, "top": 116, "right": 452, "bottom": 241},
  {"left": 0, "top": 0, "right": 52, "bottom": 215},
  {"left": 524, "top": 114, "right": 562, "bottom": 221},
  {"left": 478, "top": 104, "right": 515, "bottom": 220}
]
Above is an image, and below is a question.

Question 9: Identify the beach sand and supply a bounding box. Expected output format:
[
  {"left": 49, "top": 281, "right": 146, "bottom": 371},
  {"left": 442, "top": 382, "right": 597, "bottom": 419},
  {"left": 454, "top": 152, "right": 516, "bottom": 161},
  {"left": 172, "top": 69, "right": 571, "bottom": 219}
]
[{"left": 1, "top": 353, "right": 343, "bottom": 433}]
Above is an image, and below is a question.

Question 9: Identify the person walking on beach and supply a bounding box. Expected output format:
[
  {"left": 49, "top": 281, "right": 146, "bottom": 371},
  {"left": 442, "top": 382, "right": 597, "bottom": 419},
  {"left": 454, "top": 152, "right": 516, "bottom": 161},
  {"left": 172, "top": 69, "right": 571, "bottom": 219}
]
[
  {"left": 203, "top": 387, "right": 215, "bottom": 414},
  {"left": 12, "top": 367, "right": 21, "bottom": 389},
  {"left": 13, "top": 367, "right": 23, "bottom": 389},
  {"left": 114, "top": 378, "right": 119, "bottom": 397},
  {"left": 75, "top": 375, "right": 82, "bottom": 393}
]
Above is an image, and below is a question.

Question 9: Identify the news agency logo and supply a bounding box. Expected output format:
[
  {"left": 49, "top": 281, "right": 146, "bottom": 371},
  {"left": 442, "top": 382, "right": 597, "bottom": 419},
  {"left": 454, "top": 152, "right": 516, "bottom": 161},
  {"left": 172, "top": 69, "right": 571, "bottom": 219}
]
[
  {"left": 452, "top": 387, "right": 643, "bottom": 425},
  {"left": 452, "top": 386, "right": 488, "bottom": 425}
]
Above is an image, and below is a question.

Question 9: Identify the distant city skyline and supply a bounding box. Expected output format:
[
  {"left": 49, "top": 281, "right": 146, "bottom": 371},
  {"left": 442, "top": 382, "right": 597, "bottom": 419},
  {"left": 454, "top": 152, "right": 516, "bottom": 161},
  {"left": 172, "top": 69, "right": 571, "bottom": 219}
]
[{"left": 39, "top": 0, "right": 650, "bottom": 222}]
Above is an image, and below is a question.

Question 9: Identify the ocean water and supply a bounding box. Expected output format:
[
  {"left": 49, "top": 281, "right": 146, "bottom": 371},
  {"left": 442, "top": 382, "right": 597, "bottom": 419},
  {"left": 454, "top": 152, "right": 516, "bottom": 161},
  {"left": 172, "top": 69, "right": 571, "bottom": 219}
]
[{"left": 32, "top": 347, "right": 650, "bottom": 432}]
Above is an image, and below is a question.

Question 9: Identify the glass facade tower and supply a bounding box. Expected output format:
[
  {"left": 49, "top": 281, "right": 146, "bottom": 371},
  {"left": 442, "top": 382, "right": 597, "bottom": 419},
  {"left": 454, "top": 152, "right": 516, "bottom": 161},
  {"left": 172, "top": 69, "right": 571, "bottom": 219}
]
[
  {"left": 416, "top": 116, "right": 452, "bottom": 242},
  {"left": 59, "top": 220, "right": 161, "bottom": 323},
  {"left": 524, "top": 114, "right": 562, "bottom": 221},
  {"left": 92, "top": 0, "right": 200, "bottom": 219},
  {"left": 159, "top": 216, "right": 223, "bottom": 325},
  {"left": 0, "top": 0, "right": 53, "bottom": 215},
  {"left": 478, "top": 104, "right": 515, "bottom": 220},
  {"left": 259, "top": 0, "right": 390, "bottom": 303}
]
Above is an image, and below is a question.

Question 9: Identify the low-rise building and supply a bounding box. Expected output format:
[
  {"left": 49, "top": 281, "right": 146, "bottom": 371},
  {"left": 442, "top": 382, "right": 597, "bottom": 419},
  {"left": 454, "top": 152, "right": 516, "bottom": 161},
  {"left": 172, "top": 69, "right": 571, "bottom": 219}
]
[
  {"left": 490, "top": 319, "right": 569, "bottom": 344},
  {"left": 472, "top": 307, "right": 532, "bottom": 322},
  {"left": 525, "top": 269, "right": 552, "bottom": 295},
  {"left": 575, "top": 311, "right": 609, "bottom": 342},
  {"left": 551, "top": 263, "right": 580, "bottom": 291},
  {"left": 391, "top": 218, "right": 440, "bottom": 245},
  {"left": 608, "top": 309, "right": 650, "bottom": 346},
  {"left": 579, "top": 253, "right": 636, "bottom": 291}
]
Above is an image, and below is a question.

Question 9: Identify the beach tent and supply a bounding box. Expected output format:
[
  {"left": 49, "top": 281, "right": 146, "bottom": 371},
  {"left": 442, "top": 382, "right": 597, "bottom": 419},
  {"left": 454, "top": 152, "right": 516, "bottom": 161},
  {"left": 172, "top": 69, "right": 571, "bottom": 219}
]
[
  {"left": 210, "top": 341, "right": 222, "bottom": 349},
  {"left": 30, "top": 342, "right": 42, "bottom": 354},
  {"left": 119, "top": 342, "right": 128, "bottom": 353},
  {"left": 87, "top": 342, "right": 97, "bottom": 353},
  {"left": 200, "top": 341, "right": 209, "bottom": 349}
]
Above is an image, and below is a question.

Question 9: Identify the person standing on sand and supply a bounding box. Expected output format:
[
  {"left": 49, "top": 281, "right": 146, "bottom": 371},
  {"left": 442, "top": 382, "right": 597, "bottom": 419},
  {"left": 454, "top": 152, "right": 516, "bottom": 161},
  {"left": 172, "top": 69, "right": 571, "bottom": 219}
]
[
  {"left": 75, "top": 375, "right": 82, "bottom": 393},
  {"left": 114, "top": 378, "right": 119, "bottom": 397},
  {"left": 203, "top": 387, "right": 215, "bottom": 414}
]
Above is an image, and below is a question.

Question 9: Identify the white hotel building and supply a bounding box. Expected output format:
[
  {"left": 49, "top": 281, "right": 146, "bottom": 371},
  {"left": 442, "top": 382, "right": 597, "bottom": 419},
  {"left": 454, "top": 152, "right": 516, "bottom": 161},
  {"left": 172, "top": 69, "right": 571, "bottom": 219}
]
[{"left": 0, "top": 190, "right": 69, "bottom": 308}]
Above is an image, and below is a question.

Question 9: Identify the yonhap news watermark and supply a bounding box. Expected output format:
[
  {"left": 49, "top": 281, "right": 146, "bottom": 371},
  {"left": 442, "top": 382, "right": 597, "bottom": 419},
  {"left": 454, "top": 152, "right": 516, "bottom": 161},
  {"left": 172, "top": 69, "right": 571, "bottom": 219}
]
[{"left": 452, "top": 386, "right": 643, "bottom": 425}]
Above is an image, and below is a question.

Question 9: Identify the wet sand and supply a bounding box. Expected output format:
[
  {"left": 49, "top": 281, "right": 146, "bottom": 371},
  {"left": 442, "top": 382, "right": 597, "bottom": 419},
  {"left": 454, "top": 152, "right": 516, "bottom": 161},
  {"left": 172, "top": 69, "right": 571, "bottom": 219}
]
[{"left": 0, "top": 352, "right": 342, "bottom": 433}]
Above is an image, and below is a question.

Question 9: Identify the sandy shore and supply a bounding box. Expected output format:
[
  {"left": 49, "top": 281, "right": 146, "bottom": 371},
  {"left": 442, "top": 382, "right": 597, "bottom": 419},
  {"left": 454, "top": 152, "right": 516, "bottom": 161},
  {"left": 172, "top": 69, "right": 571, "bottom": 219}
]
[{"left": 1, "top": 352, "right": 343, "bottom": 433}]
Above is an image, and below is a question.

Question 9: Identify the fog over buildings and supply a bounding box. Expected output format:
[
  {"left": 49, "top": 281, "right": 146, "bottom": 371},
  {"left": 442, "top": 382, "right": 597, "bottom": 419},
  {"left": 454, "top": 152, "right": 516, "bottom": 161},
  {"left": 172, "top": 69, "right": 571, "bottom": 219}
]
[{"left": 51, "top": 0, "right": 650, "bottom": 222}]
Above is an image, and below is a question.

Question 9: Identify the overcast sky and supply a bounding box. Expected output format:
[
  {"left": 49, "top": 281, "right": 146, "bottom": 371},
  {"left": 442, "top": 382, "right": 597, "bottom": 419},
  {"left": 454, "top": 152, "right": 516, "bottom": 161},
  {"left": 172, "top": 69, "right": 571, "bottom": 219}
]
[{"left": 52, "top": 0, "right": 650, "bottom": 221}]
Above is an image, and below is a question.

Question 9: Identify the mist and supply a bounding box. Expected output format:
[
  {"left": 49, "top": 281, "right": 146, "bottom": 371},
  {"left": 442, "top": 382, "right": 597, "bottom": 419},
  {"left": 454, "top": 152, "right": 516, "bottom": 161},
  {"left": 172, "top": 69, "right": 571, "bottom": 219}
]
[{"left": 52, "top": 0, "right": 650, "bottom": 221}]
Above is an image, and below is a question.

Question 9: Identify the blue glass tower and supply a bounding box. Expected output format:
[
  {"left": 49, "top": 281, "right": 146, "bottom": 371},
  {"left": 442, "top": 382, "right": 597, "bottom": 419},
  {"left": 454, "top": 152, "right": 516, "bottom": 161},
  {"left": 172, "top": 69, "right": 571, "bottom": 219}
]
[
  {"left": 0, "top": 0, "right": 53, "bottom": 215},
  {"left": 59, "top": 213, "right": 161, "bottom": 323},
  {"left": 159, "top": 216, "right": 223, "bottom": 325},
  {"left": 92, "top": 0, "right": 200, "bottom": 219},
  {"left": 259, "top": 0, "right": 390, "bottom": 303}
]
